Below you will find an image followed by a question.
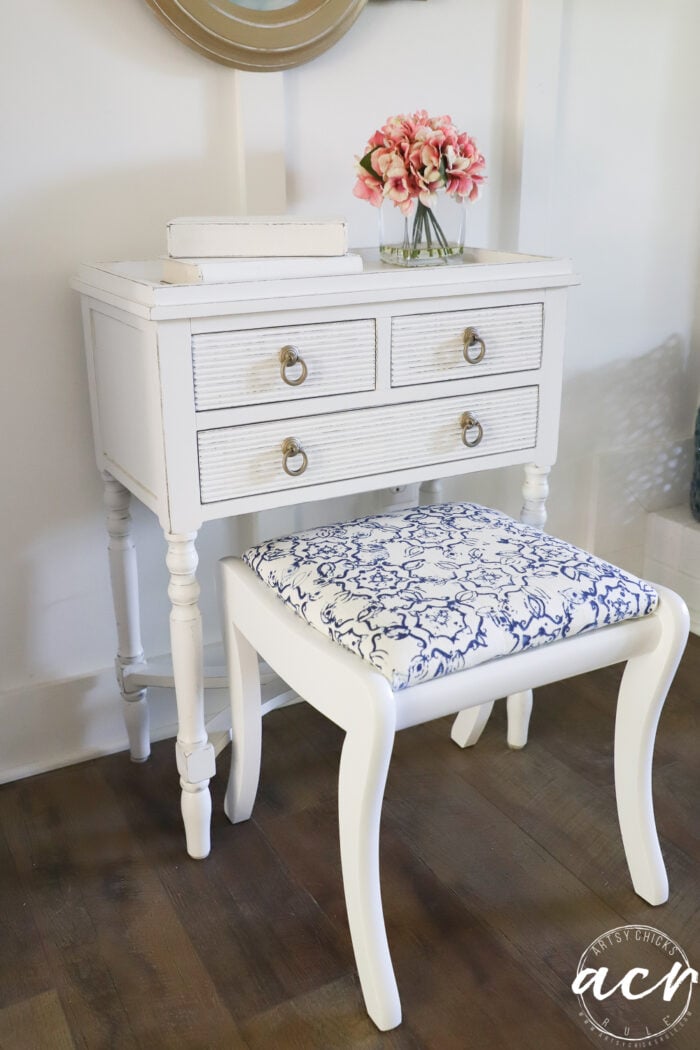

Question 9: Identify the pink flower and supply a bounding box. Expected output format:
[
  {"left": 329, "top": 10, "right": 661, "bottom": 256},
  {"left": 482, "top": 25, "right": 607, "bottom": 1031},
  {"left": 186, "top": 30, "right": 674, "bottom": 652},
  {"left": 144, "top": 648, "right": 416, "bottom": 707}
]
[
  {"left": 444, "top": 140, "right": 486, "bottom": 201},
  {"left": 372, "top": 147, "right": 405, "bottom": 180},
  {"left": 385, "top": 174, "right": 414, "bottom": 214},
  {"left": 353, "top": 169, "right": 383, "bottom": 208},
  {"left": 355, "top": 110, "right": 486, "bottom": 212}
]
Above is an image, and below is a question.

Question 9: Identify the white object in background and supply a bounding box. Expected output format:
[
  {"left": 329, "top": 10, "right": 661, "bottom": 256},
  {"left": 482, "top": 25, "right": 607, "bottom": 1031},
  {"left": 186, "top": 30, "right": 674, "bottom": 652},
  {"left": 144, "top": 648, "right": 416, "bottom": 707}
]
[
  {"left": 161, "top": 252, "right": 363, "bottom": 285},
  {"left": 166, "top": 215, "right": 348, "bottom": 258},
  {"left": 644, "top": 503, "right": 700, "bottom": 635},
  {"left": 219, "top": 554, "right": 688, "bottom": 1031},
  {"left": 72, "top": 246, "right": 578, "bottom": 859}
]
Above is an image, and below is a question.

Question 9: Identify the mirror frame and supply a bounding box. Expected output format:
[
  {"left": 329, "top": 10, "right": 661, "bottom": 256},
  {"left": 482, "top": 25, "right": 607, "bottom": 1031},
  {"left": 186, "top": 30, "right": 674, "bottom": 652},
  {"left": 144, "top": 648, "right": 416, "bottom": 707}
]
[{"left": 144, "top": 0, "right": 369, "bottom": 71}]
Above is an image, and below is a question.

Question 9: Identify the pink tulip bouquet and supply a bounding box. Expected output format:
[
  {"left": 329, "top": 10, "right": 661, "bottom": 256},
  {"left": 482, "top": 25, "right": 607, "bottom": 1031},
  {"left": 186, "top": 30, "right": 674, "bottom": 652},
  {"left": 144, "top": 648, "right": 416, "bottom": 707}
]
[{"left": 354, "top": 110, "right": 486, "bottom": 263}]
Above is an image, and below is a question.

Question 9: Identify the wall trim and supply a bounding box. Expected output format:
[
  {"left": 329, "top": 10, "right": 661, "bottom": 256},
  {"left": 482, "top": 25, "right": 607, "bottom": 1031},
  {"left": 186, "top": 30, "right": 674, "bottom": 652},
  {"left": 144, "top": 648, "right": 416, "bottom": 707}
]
[
  {"left": 516, "top": 0, "right": 565, "bottom": 254},
  {"left": 234, "top": 69, "right": 287, "bottom": 215}
]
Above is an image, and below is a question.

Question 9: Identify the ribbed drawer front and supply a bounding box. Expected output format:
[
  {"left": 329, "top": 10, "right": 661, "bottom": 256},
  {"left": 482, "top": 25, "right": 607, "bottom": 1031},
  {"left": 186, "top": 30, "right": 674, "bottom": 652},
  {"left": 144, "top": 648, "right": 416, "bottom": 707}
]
[
  {"left": 192, "top": 319, "right": 376, "bottom": 411},
  {"left": 391, "top": 304, "right": 543, "bottom": 387},
  {"left": 198, "top": 386, "right": 538, "bottom": 504}
]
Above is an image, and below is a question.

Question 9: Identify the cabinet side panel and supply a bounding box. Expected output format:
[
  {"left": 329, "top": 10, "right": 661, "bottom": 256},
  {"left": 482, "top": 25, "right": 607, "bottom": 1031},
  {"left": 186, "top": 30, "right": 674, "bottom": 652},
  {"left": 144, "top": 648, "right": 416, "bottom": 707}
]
[
  {"left": 534, "top": 288, "right": 568, "bottom": 465},
  {"left": 90, "top": 308, "right": 165, "bottom": 512}
]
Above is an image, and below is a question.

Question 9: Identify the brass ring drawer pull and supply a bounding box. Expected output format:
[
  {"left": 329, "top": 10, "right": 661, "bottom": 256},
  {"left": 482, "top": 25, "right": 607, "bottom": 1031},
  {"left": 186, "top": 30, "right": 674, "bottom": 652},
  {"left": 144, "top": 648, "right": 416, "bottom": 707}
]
[
  {"left": 460, "top": 411, "right": 484, "bottom": 448},
  {"left": 281, "top": 437, "right": 308, "bottom": 477},
  {"left": 463, "top": 327, "right": 486, "bottom": 364},
  {"left": 279, "top": 345, "right": 308, "bottom": 386}
]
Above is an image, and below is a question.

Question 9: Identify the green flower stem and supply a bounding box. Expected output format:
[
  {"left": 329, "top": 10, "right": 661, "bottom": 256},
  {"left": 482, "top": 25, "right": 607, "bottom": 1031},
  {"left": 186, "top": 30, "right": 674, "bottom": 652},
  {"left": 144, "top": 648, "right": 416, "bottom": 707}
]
[
  {"left": 409, "top": 202, "right": 451, "bottom": 258},
  {"left": 381, "top": 197, "right": 463, "bottom": 265}
]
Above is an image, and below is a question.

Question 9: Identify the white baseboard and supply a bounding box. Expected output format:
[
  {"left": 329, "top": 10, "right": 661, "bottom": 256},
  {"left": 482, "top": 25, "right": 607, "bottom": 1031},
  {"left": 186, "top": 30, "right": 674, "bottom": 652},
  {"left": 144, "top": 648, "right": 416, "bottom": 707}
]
[{"left": 0, "top": 668, "right": 229, "bottom": 785}]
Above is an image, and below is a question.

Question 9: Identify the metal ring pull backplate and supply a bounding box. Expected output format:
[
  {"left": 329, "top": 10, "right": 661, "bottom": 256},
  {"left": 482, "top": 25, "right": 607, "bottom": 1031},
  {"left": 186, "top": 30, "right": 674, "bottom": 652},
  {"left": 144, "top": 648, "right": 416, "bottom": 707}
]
[
  {"left": 460, "top": 411, "right": 484, "bottom": 448},
  {"left": 281, "top": 437, "right": 308, "bottom": 476},
  {"left": 463, "top": 327, "right": 486, "bottom": 364},
  {"left": 279, "top": 345, "right": 308, "bottom": 386}
]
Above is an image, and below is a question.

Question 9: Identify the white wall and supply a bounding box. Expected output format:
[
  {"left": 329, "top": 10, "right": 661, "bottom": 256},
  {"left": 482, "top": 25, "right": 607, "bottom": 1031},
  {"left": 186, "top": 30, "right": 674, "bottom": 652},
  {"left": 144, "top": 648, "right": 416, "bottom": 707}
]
[
  {"left": 0, "top": 0, "right": 245, "bottom": 774},
  {"left": 547, "top": 0, "right": 700, "bottom": 569},
  {"left": 1, "top": 0, "right": 699, "bottom": 780}
]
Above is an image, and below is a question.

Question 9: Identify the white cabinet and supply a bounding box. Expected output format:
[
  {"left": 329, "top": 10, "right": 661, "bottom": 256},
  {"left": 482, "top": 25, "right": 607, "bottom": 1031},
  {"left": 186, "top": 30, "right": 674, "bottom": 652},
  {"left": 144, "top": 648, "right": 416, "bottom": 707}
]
[{"left": 73, "top": 247, "right": 578, "bottom": 858}]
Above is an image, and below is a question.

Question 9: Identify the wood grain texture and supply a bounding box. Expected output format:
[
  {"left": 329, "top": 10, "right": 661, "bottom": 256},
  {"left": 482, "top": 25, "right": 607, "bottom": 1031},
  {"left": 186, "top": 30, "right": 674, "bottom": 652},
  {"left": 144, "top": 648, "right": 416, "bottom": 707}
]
[
  {"left": 0, "top": 990, "right": 75, "bottom": 1050},
  {"left": 0, "top": 764, "right": 244, "bottom": 1050},
  {"left": 0, "top": 635, "right": 697, "bottom": 1048}
]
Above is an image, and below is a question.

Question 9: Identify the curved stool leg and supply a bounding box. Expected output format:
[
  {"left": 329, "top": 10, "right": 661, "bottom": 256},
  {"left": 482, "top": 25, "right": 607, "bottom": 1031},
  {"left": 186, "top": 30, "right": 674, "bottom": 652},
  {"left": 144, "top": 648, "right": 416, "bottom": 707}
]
[
  {"left": 338, "top": 709, "right": 401, "bottom": 1031},
  {"left": 224, "top": 621, "right": 263, "bottom": 824},
  {"left": 451, "top": 692, "right": 533, "bottom": 750},
  {"left": 506, "top": 690, "right": 533, "bottom": 749},
  {"left": 615, "top": 588, "right": 689, "bottom": 905},
  {"left": 451, "top": 701, "right": 495, "bottom": 748}
]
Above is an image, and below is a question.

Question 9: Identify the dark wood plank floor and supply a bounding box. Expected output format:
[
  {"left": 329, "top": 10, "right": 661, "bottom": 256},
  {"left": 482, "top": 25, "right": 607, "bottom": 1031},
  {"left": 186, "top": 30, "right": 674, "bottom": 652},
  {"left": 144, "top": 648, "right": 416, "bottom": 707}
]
[{"left": 1, "top": 637, "right": 698, "bottom": 1050}]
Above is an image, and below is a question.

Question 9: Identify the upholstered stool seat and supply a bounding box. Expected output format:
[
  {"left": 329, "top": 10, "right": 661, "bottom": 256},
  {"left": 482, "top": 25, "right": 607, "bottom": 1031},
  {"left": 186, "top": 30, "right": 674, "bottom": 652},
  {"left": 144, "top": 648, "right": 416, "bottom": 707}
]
[
  {"left": 242, "top": 502, "right": 659, "bottom": 690},
  {"left": 220, "top": 502, "right": 688, "bottom": 1031}
]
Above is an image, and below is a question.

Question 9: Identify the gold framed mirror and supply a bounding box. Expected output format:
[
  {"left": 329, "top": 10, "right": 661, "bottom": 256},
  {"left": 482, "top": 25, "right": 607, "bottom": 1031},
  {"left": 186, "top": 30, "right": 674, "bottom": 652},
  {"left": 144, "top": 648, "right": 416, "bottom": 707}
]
[{"left": 144, "top": 0, "right": 369, "bottom": 72}]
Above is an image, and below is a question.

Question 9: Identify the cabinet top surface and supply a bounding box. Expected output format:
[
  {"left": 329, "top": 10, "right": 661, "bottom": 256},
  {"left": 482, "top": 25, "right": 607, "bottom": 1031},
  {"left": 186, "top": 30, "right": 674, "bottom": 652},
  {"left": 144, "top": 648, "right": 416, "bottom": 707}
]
[{"left": 72, "top": 247, "right": 579, "bottom": 321}]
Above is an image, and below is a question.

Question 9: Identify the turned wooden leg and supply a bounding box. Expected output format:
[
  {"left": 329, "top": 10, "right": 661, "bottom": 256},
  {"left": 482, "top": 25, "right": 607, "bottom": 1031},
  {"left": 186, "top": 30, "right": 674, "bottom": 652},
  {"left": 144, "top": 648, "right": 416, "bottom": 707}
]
[
  {"left": 166, "top": 532, "right": 216, "bottom": 860},
  {"left": 103, "top": 472, "right": 150, "bottom": 762},
  {"left": 338, "top": 708, "right": 401, "bottom": 1031},
  {"left": 520, "top": 462, "right": 550, "bottom": 528},
  {"left": 614, "top": 588, "right": 688, "bottom": 905}
]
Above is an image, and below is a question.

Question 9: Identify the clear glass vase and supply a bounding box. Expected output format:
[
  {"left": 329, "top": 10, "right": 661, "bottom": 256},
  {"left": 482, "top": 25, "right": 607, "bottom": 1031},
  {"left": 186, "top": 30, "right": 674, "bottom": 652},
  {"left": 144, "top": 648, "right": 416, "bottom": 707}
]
[{"left": 379, "top": 194, "right": 466, "bottom": 266}]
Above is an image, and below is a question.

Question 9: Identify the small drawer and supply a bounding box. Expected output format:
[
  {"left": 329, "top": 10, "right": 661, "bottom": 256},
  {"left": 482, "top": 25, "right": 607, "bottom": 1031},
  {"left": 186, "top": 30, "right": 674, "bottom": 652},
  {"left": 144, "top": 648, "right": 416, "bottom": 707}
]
[
  {"left": 192, "top": 319, "right": 376, "bottom": 411},
  {"left": 197, "top": 385, "right": 539, "bottom": 504},
  {"left": 391, "top": 304, "right": 543, "bottom": 387}
]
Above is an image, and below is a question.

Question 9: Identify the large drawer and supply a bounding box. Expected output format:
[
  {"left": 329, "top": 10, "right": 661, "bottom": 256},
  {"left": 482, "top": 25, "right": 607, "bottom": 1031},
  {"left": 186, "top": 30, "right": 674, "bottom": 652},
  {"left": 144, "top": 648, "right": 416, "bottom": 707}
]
[
  {"left": 192, "top": 319, "right": 376, "bottom": 411},
  {"left": 198, "top": 385, "right": 539, "bottom": 504},
  {"left": 391, "top": 303, "right": 543, "bottom": 387}
]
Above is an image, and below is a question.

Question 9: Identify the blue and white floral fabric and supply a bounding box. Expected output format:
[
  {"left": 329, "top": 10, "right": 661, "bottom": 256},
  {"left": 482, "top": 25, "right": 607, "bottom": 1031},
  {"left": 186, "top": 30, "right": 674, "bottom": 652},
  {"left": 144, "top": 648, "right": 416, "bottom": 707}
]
[{"left": 243, "top": 502, "right": 658, "bottom": 691}]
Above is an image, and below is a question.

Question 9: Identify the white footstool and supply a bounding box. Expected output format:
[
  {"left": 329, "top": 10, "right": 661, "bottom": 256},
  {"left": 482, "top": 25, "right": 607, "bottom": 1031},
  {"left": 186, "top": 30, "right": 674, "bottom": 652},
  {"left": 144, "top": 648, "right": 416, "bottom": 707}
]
[{"left": 219, "top": 502, "right": 688, "bottom": 1031}]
